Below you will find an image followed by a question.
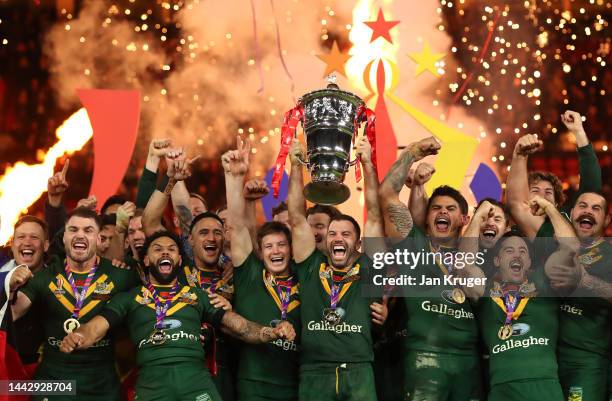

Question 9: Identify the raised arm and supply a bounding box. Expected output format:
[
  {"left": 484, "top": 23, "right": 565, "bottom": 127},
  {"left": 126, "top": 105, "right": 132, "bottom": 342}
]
[
  {"left": 59, "top": 315, "right": 111, "bottom": 353},
  {"left": 379, "top": 137, "right": 440, "bottom": 239},
  {"left": 355, "top": 136, "right": 383, "bottom": 238},
  {"left": 506, "top": 134, "right": 544, "bottom": 239},
  {"left": 223, "top": 137, "right": 253, "bottom": 266},
  {"left": 287, "top": 139, "right": 316, "bottom": 263},
  {"left": 136, "top": 139, "right": 172, "bottom": 209},
  {"left": 561, "top": 110, "right": 602, "bottom": 195},
  {"left": 142, "top": 150, "right": 198, "bottom": 236},
  {"left": 529, "top": 196, "right": 579, "bottom": 251},
  {"left": 171, "top": 180, "right": 194, "bottom": 236},
  {"left": 107, "top": 201, "right": 136, "bottom": 261},
  {"left": 9, "top": 265, "right": 33, "bottom": 321},
  {"left": 407, "top": 162, "right": 435, "bottom": 230},
  {"left": 243, "top": 179, "right": 270, "bottom": 253},
  {"left": 46, "top": 160, "right": 69, "bottom": 239},
  {"left": 455, "top": 202, "right": 491, "bottom": 300},
  {"left": 220, "top": 310, "right": 295, "bottom": 344}
]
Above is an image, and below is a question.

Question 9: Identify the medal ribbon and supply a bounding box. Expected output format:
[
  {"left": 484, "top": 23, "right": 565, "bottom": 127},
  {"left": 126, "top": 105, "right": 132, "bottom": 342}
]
[
  {"left": 502, "top": 293, "right": 520, "bottom": 325},
  {"left": 198, "top": 269, "right": 222, "bottom": 293},
  {"left": 274, "top": 277, "right": 294, "bottom": 320},
  {"left": 64, "top": 261, "right": 98, "bottom": 319},
  {"left": 147, "top": 282, "right": 180, "bottom": 330},
  {"left": 272, "top": 105, "right": 303, "bottom": 198}
]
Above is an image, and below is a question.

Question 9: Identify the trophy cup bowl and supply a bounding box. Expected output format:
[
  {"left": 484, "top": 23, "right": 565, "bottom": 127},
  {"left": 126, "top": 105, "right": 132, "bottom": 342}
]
[{"left": 299, "top": 86, "right": 365, "bottom": 205}]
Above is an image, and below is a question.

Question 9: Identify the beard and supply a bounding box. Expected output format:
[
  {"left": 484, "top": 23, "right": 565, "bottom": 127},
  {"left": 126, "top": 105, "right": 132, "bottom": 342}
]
[{"left": 149, "top": 261, "right": 180, "bottom": 285}]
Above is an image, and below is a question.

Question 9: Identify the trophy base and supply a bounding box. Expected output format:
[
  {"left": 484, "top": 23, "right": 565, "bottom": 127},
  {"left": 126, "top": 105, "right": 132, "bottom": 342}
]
[{"left": 304, "top": 182, "right": 350, "bottom": 205}]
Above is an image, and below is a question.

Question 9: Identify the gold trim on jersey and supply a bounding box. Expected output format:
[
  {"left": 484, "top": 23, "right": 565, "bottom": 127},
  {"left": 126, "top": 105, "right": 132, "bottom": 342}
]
[
  {"left": 319, "top": 262, "right": 360, "bottom": 303},
  {"left": 48, "top": 274, "right": 114, "bottom": 318},
  {"left": 492, "top": 295, "right": 530, "bottom": 321},
  {"left": 135, "top": 285, "right": 194, "bottom": 316},
  {"left": 262, "top": 270, "right": 300, "bottom": 315}
]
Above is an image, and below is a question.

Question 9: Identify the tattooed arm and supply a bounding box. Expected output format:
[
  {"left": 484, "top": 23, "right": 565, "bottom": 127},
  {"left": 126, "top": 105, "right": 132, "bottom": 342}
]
[
  {"left": 378, "top": 137, "right": 440, "bottom": 239},
  {"left": 220, "top": 311, "right": 296, "bottom": 344},
  {"left": 577, "top": 272, "right": 612, "bottom": 303},
  {"left": 171, "top": 181, "right": 193, "bottom": 235}
]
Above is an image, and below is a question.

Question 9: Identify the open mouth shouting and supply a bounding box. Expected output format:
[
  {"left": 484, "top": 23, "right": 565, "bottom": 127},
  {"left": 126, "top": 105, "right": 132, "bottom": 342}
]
[
  {"left": 157, "top": 257, "right": 174, "bottom": 275},
  {"left": 434, "top": 215, "right": 450, "bottom": 233},
  {"left": 509, "top": 259, "right": 523, "bottom": 275},
  {"left": 18, "top": 248, "right": 36, "bottom": 264},
  {"left": 576, "top": 214, "right": 596, "bottom": 231},
  {"left": 332, "top": 242, "right": 347, "bottom": 259},
  {"left": 203, "top": 243, "right": 219, "bottom": 257},
  {"left": 72, "top": 239, "right": 88, "bottom": 255},
  {"left": 269, "top": 254, "right": 285, "bottom": 267},
  {"left": 133, "top": 241, "right": 145, "bottom": 252},
  {"left": 481, "top": 226, "right": 498, "bottom": 240}
]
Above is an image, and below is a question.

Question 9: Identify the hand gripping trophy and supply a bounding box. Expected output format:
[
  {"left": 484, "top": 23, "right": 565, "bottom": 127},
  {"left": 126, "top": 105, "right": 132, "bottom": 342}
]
[{"left": 271, "top": 75, "right": 377, "bottom": 205}]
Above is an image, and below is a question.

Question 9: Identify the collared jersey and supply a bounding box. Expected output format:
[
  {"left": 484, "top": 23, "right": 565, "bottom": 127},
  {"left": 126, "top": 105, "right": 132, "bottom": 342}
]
[
  {"left": 103, "top": 284, "right": 223, "bottom": 367},
  {"left": 19, "top": 257, "right": 140, "bottom": 365},
  {"left": 233, "top": 251, "right": 300, "bottom": 386},
  {"left": 296, "top": 249, "right": 376, "bottom": 365}
]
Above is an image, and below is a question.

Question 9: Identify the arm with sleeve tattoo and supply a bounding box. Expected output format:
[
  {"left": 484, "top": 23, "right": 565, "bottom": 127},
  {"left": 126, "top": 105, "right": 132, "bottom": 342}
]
[
  {"left": 577, "top": 273, "right": 612, "bottom": 303},
  {"left": 219, "top": 310, "right": 295, "bottom": 344},
  {"left": 171, "top": 180, "right": 193, "bottom": 235},
  {"left": 379, "top": 149, "right": 417, "bottom": 239}
]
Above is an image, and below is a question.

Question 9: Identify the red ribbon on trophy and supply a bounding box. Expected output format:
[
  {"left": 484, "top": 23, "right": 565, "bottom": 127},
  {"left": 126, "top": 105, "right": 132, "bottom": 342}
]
[{"left": 272, "top": 105, "right": 303, "bottom": 198}]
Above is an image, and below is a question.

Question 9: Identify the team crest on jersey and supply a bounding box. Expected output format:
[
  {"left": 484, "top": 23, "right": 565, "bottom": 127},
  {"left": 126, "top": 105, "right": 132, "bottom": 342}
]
[
  {"left": 178, "top": 291, "right": 198, "bottom": 305},
  {"left": 94, "top": 282, "right": 111, "bottom": 295},
  {"left": 579, "top": 247, "right": 602, "bottom": 267},
  {"left": 92, "top": 282, "right": 112, "bottom": 300}
]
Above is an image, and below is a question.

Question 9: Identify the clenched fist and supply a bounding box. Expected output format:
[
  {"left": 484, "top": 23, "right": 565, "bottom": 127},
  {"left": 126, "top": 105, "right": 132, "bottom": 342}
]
[
  {"left": 513, "top": 134, "right": 542, "bottom": 157},
  {"left": 408, "top": 137, "right": 441, "bottom": 161},
  {"left": 272, "top": 320, "right": 296, "bottom": 342},
  {"left": 243, "top": 179, "right": 270, "bottom": 201},
  {"left": 9, "top": 264, "right": 32, "bottom": 291}
]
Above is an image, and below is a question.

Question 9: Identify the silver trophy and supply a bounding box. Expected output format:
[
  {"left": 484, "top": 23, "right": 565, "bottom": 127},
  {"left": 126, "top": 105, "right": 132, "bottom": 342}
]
[{"left": 296, "top": 76, "right": 373, "bottom": 205}]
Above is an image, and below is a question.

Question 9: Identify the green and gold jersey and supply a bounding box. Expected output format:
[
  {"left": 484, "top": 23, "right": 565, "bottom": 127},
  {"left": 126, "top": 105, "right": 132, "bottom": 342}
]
[
  {"left": 398, "top": 226, "right": 479, "bottom": 355},
  {"left": 19, "top": 257, "right": 140, "bottom": 366},
  {"left": 477, "top": 267, "right": 559, "bottom": 385},
  {"left": 103, "top": 284, "right": 224, "bottom": 367},
  {"left": 558, "top": 240, "right": 612, "bottom": 357},
  {"left": 179, "top": 262, "right": 234, "bottom": 301},
  {"left": 296, "top": 249, "right": 376, "bottom": 365},
  {"left": 233, "top": 252, "right": 300, "bottom": 386}
]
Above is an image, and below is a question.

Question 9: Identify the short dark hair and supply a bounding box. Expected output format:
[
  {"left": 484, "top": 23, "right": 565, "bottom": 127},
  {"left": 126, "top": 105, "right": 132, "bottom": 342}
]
[
  {"left": 66, "top": 207, "right": 102, "bottom": 230},
  {"left": 329, "top": 214, "right": 361, "bottom": 239},
  {"left": 574, "top": 191, "right": 608, "bottom": 214},
  {"left": 491, "top": 232, "right": 532, "bottom": 259},
  {"left": 142, "top": 230, "right": 183, "bottom": 258},
  {"left": 100, "top": 195, "right": 127, "bottom": 215},
  {"left": 257, "top": 221, "right": 292, "bottom": 248},
  {"left": 428, "top": 185, "right": 468, "bottom": 215},
  {"left": 528, "top": 171, "right": 565, "bottom": 205},
  {"left": 101, "top": 214, "right": 117, "bottom": 228},
  {"left": 272, "top": 201, "right": 288, "bottom": 218},
  {"left": 306, "top": 204, "right": 341, "bottom": 219},
  {"left": 189, "top": 193, "right": 208, "bottom": 210},
  {"left": 14, "top": 215, "right": 49, "bottom": 240},
  {"left": 476, "top": 198, "right": 510, "bottom": 224},
  {"left": 189, "top": 211, "right": 224, "bottom": 234}
]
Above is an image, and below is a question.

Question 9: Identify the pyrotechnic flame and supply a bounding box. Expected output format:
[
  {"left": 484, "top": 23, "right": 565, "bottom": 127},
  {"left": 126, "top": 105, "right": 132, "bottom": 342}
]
[
  {"left": 346, "top": 0, "right": 399, "bottom": 95},
  {"left": 0, "top": 108, "right": 93, "bottom": 245}
]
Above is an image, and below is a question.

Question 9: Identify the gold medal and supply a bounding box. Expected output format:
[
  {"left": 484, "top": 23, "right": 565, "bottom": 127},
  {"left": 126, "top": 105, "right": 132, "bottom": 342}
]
[
  {"left": 150, "top": 329, "right": 166, "bottom": 345},
  {"left": 452, "top": 288, "right": 465, "bottom": 304},
  {"left": 498, "top": 324, "right": 513, "bottom": 340},
  {"left": 63, "top": 318, "right": 80, "bottom": 334}
]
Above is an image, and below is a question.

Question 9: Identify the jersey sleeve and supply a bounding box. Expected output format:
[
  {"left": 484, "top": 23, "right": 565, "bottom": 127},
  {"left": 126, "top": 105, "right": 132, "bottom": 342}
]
[
  {"left": 233, "top": 251, "right": 261, "bottom": 292},
  {"left": 576, "top": 143, "right": 602, "bottom": 196},
  {"left": 195, "top": 287, "right": 226, "bottom": 328},
  {"left": 102, "top": 289, "right": 136, "bottom": 328},
  {"left": 18, "top": 269, "right": 48, "bottom": 304},
  {"left": 294, "top": 249, "right": 325, "bottom": 282}
]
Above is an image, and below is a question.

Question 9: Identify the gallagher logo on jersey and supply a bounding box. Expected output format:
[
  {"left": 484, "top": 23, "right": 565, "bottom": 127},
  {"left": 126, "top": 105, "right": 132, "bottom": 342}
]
[{"left": 161, "top": 319, "right": 182, "bottom": 330}]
